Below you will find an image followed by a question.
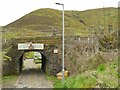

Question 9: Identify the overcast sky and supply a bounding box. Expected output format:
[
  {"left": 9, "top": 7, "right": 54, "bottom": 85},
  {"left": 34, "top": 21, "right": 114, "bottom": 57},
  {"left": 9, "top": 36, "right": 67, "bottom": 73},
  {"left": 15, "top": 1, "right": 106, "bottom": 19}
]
[{"left": 0, "top": 0, "right": 119, "bottom": 26}]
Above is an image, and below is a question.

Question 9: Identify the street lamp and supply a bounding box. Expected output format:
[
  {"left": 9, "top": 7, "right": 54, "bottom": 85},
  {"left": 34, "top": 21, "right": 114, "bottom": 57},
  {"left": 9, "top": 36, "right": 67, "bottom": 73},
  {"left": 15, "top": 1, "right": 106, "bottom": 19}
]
[{"left": 55, "top": 3, "right": 65, "bottom": 82}]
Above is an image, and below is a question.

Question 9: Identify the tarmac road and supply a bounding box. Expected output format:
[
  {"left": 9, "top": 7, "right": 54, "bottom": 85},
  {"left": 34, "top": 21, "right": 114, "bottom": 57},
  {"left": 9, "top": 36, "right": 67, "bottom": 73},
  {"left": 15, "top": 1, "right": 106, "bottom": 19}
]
[{"left": 16, "top": 60, "right": 53, "bottom": 88}]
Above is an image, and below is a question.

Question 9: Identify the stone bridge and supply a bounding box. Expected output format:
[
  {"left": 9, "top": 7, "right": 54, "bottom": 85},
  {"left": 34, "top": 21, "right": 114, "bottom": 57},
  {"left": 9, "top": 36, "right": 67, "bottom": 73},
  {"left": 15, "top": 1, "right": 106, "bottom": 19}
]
[
  {"left": 3, "top": 36, "right": 62, "bottom": 76},
  {"left": 2, "top": 35, "right": 98, "bottom": 76}
]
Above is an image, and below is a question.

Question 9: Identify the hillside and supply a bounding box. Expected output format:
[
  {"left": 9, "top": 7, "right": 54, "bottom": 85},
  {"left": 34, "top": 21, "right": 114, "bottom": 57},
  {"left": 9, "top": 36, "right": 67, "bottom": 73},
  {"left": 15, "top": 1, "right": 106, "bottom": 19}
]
[{"left": 3, "top": 8, "right": 118, "bottom": 38}]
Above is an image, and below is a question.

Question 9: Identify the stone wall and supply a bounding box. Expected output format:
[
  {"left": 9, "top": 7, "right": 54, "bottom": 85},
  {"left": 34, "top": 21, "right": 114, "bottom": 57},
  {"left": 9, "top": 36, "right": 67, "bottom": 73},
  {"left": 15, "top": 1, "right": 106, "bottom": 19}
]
[
  {"left": 2, "top": 46, "right": 25, "bottom": 75},
  {"left": 2, "top": 35, "right": 98, "bottom": 76},
  {"left": 46, "top": 45, "right": 62, "bottom": 75},
  {"left": 2, "top": 44, "right": 62, "bottom": 76}
]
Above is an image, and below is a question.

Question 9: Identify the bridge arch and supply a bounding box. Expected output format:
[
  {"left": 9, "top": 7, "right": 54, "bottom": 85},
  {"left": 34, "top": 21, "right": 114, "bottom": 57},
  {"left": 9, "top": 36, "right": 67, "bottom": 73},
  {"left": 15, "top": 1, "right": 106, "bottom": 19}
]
[
  {"left": 18, "top": 50, "right": 49, "bottom": 75},
  {"left": 3, "top": 36, "right": 62, "bottom": 76}
]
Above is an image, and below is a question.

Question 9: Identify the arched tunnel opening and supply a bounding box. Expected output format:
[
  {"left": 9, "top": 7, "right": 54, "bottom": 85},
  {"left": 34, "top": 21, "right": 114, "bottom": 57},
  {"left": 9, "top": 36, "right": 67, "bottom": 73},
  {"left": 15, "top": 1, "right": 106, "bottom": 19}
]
[{"left": 18, "top": 51, "right": 47, "bottom": 75}]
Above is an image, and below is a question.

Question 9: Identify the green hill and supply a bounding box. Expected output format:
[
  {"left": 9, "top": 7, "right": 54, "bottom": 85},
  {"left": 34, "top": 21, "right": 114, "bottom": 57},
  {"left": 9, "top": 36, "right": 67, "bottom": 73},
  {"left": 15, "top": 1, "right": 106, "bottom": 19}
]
[{"left": 3, "top": 8, "right": 118, "bottom": 38}]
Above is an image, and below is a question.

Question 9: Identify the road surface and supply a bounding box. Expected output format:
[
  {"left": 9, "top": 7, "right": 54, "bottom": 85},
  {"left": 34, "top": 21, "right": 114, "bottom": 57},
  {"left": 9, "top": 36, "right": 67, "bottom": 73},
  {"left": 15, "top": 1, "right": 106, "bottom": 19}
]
[{"left": 16, "top": 60, "right": 53, "bottom": 88}]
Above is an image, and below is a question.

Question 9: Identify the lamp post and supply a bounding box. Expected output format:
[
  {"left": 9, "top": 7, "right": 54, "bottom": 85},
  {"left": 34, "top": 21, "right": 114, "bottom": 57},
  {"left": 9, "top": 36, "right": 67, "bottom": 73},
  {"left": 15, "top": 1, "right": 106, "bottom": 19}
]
[{"left": 55, "top": 3, "right": 65, "bottom": 82}]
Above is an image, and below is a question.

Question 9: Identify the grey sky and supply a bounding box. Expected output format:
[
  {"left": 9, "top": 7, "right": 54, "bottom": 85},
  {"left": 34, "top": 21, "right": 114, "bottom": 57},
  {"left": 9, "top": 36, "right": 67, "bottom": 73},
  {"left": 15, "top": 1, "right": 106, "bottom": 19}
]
[{"left": 0, "top": 0, "right": 119, "bottom": 26}]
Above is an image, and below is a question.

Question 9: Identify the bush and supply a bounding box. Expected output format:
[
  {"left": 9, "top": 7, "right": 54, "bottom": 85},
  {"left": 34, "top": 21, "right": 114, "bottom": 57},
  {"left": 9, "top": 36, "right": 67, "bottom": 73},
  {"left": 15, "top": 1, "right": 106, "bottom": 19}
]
[{"left": 97, "top": 64, "right": 106, "bottom": 72}]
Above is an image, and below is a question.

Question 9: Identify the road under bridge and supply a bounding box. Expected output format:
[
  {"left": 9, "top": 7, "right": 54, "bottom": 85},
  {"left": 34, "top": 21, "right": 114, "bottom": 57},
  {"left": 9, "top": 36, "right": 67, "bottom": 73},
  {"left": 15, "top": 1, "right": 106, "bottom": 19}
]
[{"left": 3, "top": 36, "right": 62, "bottom": 76}]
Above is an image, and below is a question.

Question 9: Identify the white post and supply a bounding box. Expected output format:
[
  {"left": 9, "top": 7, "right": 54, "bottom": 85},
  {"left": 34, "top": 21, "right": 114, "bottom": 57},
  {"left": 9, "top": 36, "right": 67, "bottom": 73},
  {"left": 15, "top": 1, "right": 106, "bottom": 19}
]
[
  {"left": 55, "top": 3, "right": 65, "bottom": 82},
  {"left": 62, "top": 4, "right": 65, "bottom": 83}
]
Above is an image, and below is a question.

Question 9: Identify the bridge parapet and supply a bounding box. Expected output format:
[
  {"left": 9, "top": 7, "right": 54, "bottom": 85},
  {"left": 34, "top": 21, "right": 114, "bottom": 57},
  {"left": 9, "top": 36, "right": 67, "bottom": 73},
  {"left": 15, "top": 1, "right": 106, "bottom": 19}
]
[{"left": 11, "top": 36, "right": 62, "bottom": 45}]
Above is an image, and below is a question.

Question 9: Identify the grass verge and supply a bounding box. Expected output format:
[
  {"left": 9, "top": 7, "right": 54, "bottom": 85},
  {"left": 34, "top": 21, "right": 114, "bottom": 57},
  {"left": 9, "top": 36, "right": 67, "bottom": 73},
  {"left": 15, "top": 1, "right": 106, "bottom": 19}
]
[
  {"left": 2, "top": 75, "right": 18, "bottom": 86},
  {"left": 47, "top": 57, "right": 118, "bottom": 88}
]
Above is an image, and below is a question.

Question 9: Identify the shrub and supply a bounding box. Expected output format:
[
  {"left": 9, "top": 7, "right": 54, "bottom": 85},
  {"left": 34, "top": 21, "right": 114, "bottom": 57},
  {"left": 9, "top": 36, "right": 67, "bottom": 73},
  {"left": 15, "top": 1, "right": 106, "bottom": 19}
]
[{"left": 97, "top": 64, "right": 106, "bottom": 72}]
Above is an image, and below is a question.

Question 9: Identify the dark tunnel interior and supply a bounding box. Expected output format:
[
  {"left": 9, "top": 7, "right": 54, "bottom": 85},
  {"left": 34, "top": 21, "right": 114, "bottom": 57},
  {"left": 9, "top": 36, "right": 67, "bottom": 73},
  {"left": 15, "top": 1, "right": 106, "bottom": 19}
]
[{"left": 18, "top": 51, "right": 47, "bottom": 75}]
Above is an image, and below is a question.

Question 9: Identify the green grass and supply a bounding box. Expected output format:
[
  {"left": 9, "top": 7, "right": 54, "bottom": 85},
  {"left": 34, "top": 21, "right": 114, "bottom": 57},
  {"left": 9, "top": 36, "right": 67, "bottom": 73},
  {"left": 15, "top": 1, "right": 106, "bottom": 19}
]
[
  {"left": 2, "top": 75, "right": 18, "bottom": 85},
  {"left": 0, "top": 76, "right": 2, "bottom": 85},
  {"left": 2, "top": 7, "right": 118, "bottom": 40},
  {"left": 33, "top": 59, "right": 42, "bottom": 64},
  {"left": 24, "top": 51, "right": 34, "bottom": 59},
  {"left": 47, "top": 57, "right": 118, "bottom": 88}
]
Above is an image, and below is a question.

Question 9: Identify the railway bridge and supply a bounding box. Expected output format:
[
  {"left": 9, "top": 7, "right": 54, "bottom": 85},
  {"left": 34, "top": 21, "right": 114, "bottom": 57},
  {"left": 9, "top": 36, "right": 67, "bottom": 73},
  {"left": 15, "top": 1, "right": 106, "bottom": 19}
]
[{"left": 3, "top": 36, "right": 62, "bottom": 76}]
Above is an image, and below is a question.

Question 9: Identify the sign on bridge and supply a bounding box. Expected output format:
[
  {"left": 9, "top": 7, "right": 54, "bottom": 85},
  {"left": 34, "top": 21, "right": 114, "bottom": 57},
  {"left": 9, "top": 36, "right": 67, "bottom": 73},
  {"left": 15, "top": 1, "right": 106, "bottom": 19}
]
[{"left": 18, "top": 43, "right": 44, "bottom": 50}]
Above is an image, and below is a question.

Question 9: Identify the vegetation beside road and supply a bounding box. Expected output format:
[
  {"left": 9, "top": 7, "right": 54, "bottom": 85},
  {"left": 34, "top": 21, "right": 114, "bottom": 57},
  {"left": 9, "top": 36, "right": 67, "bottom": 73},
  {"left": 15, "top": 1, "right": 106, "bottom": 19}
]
[
  {"left": 47, "top": 56, "right": 118, "bottom": 88},
  {"left": 2, "top": 75, "right": 18, "bottom": 87},
  {"left": 24, "top": 51, "right": 34, "bottom": 59}
]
